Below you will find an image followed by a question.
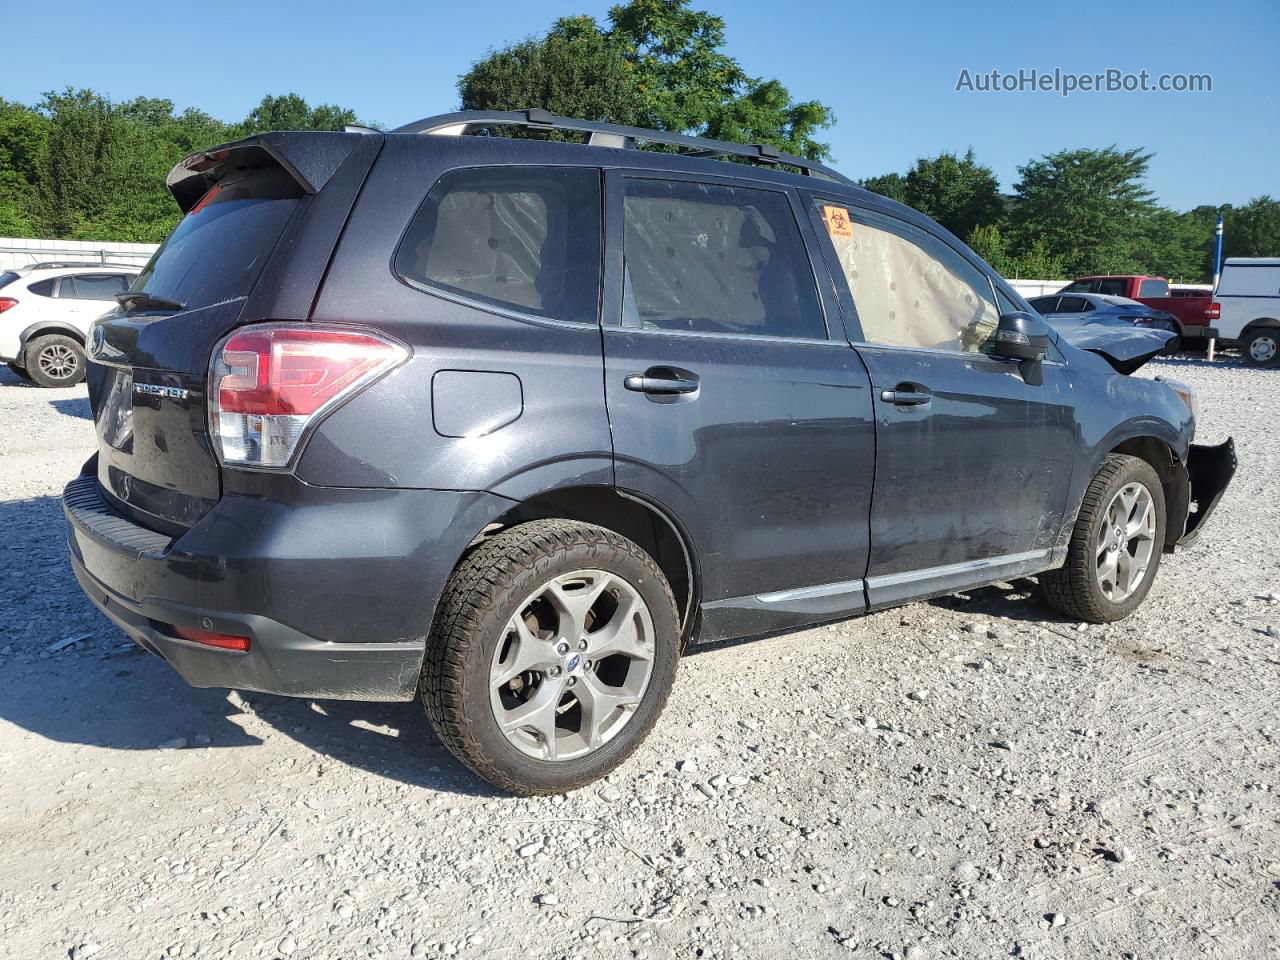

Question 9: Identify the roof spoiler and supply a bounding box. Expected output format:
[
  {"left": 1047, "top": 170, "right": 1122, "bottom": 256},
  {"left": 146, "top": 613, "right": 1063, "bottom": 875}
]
[{"left": 167, "top": 131, "right": 381, "bottom": 213}]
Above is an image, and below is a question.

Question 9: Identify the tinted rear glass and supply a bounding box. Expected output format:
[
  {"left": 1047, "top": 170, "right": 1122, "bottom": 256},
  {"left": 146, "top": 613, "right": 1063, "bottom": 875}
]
[
  {"left": 131, "top": 167, "right": 303, "bottom": 312},
  {"left": 0, "top": 271, "right": 18, "bottom": 290}
]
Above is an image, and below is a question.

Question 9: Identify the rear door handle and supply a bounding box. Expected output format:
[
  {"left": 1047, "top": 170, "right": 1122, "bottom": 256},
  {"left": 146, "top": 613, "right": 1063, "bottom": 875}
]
[
  {"left": 879, "top": 385, "right": 932, "bottom": 406},
  {"left": 624, "top": 371, "right": 700, "bottom": 396}
]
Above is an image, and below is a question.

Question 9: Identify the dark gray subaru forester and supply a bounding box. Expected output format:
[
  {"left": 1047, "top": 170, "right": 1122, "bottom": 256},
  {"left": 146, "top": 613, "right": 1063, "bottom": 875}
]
[{"left": 65, "top": 109, "right": 1236, "bottom": 794}]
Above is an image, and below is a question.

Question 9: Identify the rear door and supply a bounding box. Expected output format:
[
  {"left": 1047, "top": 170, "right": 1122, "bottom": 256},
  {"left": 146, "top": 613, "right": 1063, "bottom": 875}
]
[
  {"left": 804, "top": 195, "right": 1076, "bottom": 607},
  {"left": 601, "top": 171, "right": 876, "bottom": 641}
]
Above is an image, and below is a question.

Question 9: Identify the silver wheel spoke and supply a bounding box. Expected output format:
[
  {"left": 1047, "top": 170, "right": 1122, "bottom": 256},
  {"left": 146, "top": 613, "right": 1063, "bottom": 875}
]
[
  {"left": 587, "top": 593, "right": 651, "bottom": 661},
  {"left": 545, "top": 574, "right": 613, "bottom": 643},
  {"left": 492, "top": 617, "right": 559, "bottom": 688},
  {"left": 575, "top": 674, "right": 643, "bottom": 749},
  {"left": 499, "top": 677, "right": 567, "bottom": 760}
]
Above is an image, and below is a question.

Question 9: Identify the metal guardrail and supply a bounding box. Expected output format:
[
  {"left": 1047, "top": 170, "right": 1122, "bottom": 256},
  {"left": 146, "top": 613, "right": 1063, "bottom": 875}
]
[{"left": 0, "top": 242, "right": 156, "bottom": 269}]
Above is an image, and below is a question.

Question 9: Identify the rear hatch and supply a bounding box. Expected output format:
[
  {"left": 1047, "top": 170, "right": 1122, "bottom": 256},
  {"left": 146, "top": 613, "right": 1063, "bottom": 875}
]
[{"left": 88, "top": 132, "right": 381, "bottom": 532}]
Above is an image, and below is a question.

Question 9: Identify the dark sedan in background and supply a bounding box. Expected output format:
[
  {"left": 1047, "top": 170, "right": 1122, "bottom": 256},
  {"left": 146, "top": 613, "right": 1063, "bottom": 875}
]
[{"left": 1029, "top": 293, "right": 1182, "bottom": 352}]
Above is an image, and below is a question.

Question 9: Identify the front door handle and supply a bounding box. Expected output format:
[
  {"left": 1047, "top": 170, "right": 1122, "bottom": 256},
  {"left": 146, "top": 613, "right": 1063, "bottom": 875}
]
[
  {"left": 624, "top": 370, "right": 700, "bottom": 396},
  {"left": 879, "top": 384, "right": 932, "bottom": 406}
]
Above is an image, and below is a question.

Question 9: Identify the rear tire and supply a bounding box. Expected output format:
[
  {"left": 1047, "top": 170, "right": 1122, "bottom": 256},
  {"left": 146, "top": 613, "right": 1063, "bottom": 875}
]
[
  {"left": 6, "top": 361, "right": 32, "bottom": 381},
  {"left": 1040, "top": 454, "right": 1166, "bottom": 623},
  {"left": 24, "top": 334, "right": 86, "bottom": 387},
  {"left": 1242, "top": 326, "right": 1280, "bottom": 368},
  {"left": 420, "top": 519, "right": 680, "bottom": 795}
]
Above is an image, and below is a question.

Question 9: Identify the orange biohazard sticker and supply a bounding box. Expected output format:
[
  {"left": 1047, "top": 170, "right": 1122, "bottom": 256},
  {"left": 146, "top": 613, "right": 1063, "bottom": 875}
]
[{"left": 821, "top": 205, "right": 854, "bottom": 238}]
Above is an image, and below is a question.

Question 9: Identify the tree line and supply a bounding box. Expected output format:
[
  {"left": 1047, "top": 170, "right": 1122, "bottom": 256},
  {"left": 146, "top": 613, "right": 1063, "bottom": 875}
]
[{"left": 1, "top": 0, "right": 1275, "bottom": 283}]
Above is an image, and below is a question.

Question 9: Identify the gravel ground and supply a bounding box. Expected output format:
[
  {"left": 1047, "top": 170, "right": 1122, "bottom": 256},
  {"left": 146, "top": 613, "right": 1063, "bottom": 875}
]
[{"left": 0, "top": 356, "right": 1277, "bottom": 960}]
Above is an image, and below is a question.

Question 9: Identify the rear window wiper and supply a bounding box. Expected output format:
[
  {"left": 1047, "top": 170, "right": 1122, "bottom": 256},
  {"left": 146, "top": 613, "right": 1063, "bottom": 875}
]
[{"left": 115, "top": 292, "right": 186, "bottom": 312}]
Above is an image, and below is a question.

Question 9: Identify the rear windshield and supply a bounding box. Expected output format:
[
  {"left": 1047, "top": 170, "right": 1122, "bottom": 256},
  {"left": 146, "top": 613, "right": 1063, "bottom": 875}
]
[
  {"left": 0, "top": 270, "right": 19, "bottom": 290},
  {"left": 131, "top": 166, "right": 303, "bottom": 311}
]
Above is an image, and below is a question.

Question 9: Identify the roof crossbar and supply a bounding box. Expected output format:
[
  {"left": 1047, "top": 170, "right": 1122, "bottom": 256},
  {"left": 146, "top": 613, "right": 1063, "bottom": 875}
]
[{"left": 391, "top": 109, "right": 851, "bottom": 185}]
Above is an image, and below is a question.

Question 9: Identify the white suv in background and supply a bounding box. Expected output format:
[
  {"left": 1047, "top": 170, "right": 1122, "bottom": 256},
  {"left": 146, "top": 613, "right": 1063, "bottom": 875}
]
[
  {"left": 0, "top": 262, "right": 138, "bottom": 387},
  {"left": 1214, "top": 258, "right": 1280, "bottom": 367}
]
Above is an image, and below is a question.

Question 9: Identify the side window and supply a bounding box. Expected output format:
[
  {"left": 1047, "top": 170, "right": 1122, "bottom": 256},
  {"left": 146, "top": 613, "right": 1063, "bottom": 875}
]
[
  {"left": 1056, "top": 297, "right": 1089, "bottom": 313},
  {"left": 395, "top": 166, "right": 601, "bottom": 325},
  {"left": 621, "top": 179, "right": 826, "bottom": 340},
  {"left": 1029, "top": 296, "right": 1059, "bottom": 313},
  {"left": 1062, "top": 281, "right": 1092, "bottom": 293},
  {"left": 1138, "top": 278, "right": 1169, "bottom": 297},
  {"left": 64, "top": 274, "right": 129, "bottom": 300},
  {"left": 812, "top": 199, "right": 999, "bottom": 353},
  {"left": 1096, "top": 279, "right": 1127, "bottom": 296},
  {"left": 26, "top": 278, "right": 55, "bottom": 297}
]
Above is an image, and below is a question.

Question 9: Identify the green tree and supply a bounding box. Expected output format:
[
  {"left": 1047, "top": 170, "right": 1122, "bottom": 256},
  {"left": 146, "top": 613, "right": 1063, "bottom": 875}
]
[
  {"left": 1224, "top": 196, "right": 1280, "bottom": 260},
  {"left": 460, "top": 17, "right": 646, "bottom": 126},
  {"left": 859, "top": 172, "right": 907, "bottom": 203},
  {"left": 238, "top": 93, "right": 357, "bottom": 136},
  {"left": 0, "top": 99, "right": 49, "bottom": 235},
  {"left": 903, "top": 149, "right": 1001, "bottom": 240},
  {"left": 1010, "top": 146, "right": 1159, "bottom": 277},
  {"left": 459, "top": 0, "right": 834, "bottom": 159}
]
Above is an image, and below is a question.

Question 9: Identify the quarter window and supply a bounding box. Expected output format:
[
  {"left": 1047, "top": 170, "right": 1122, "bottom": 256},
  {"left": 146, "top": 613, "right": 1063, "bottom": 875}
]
[
  {"left": 1056, "top": 297, "right": 1091, "bottom": 313},
  {"left": 621, "top": 179, "right": 826, "bottom": 339},
  {"left": 395, "top": 166, "right": 601, "bottom": 325},
  {"left": 813, "top": 199, "right": 999, "bottom": 353},
  {"left": 62, "top": 274, "right": 130, "bottom": 300}
]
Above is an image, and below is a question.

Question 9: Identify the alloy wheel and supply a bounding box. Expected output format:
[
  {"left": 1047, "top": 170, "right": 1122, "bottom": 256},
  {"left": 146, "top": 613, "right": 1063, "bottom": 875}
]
[
  {"left": 1095, "top": 482, "right": 1156, "bottom": 602},
  {"left": 489, "top": 569, "right": 655, "bottom": 761},
  {"left": 38, "top": 343, "right": 79, "bottom": 381}
]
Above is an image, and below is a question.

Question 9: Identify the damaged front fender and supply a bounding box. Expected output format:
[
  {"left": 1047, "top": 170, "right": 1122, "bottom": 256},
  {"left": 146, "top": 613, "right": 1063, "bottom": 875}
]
[{"left": 1172, "top": 438, "right": 1237, "bottom": 548}]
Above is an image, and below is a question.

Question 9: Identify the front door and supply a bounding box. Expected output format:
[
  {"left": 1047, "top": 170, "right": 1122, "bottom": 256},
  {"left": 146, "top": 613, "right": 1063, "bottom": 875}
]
[
  {"left": 601, "top": 171, "right": 876, "bottom": 642},
  {"left": 804, "top": 195, "right": 1076, "bottom": 608}
]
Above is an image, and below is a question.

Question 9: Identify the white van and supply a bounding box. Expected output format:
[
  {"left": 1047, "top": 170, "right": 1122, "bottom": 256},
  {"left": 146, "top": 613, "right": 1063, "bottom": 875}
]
[{"left": 1216, "top": 258, "right": 1280, "bottom": 366}]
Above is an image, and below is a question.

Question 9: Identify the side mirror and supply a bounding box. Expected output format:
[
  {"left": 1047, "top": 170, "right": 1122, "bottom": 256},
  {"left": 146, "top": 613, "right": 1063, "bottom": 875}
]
[{"left": 993, "top": 311, "right": 1051, "bottom": 385}]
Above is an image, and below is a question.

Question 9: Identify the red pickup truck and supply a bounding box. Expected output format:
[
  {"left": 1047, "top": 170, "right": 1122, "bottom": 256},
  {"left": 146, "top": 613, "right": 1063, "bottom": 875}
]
[{"left": 1060, "top": 276, "right": 1219, "bottom": 341}]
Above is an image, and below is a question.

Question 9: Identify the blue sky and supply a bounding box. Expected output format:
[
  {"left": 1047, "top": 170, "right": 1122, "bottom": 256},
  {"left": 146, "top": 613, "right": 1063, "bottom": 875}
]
[{"left": 5, "top": 0, "right": 1276, "bottom": 210}]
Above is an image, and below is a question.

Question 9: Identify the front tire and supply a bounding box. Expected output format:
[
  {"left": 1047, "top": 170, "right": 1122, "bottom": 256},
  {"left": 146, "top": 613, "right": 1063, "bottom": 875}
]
[
  {"left": 421, "top": 519, "right": 680, "bottom": 795},
  {"left": 24, "top": 334, "right": 86, "bottom": 387},
  {"left": 1040, "top": 454, "right": 1166, "bottom": 623}
]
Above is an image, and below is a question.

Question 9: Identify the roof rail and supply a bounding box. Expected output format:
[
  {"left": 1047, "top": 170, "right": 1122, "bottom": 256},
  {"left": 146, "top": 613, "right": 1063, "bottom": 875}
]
[
  {"left": 391, "top": 109, "right": 852, "bottom": 185},
  {"left": 21, "top": 261, "right": 141, "bottom": 271}
]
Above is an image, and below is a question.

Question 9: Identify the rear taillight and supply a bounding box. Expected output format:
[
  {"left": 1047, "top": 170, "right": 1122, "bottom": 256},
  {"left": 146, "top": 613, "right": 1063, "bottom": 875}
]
[
  {"left": 0, "top": 297, "right": 17, "bottom": 313},
  {"left": 1207, "top": 301, "right": 1221, "bottom": 320},
  {"left": 171, "top": 624, "right": 252, "bottom": 652},
  {"left": 210, "top": 323, "right": 408, "bottom": 469}
]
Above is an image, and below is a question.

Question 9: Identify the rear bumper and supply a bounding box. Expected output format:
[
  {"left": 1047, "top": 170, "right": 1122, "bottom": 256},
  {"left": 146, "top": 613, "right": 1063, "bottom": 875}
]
[
  {"left": 64, "top": 465, "right": 512, "bottom": 700},
  {"left": 1175, "top": 438, "right": 1236, "bottom": 548}
]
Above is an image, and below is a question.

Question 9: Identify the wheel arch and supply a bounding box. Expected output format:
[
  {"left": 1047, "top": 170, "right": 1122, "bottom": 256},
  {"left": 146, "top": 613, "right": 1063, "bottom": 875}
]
[
  {"left": 484, "top": 486, "right": 698, "bottom": 645},
  {"left": 1105, "top": 435, "right": 1187, "bottom": 552},
  {"left": 19, "top": 320, "right": 87, "bottom": 351}
]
